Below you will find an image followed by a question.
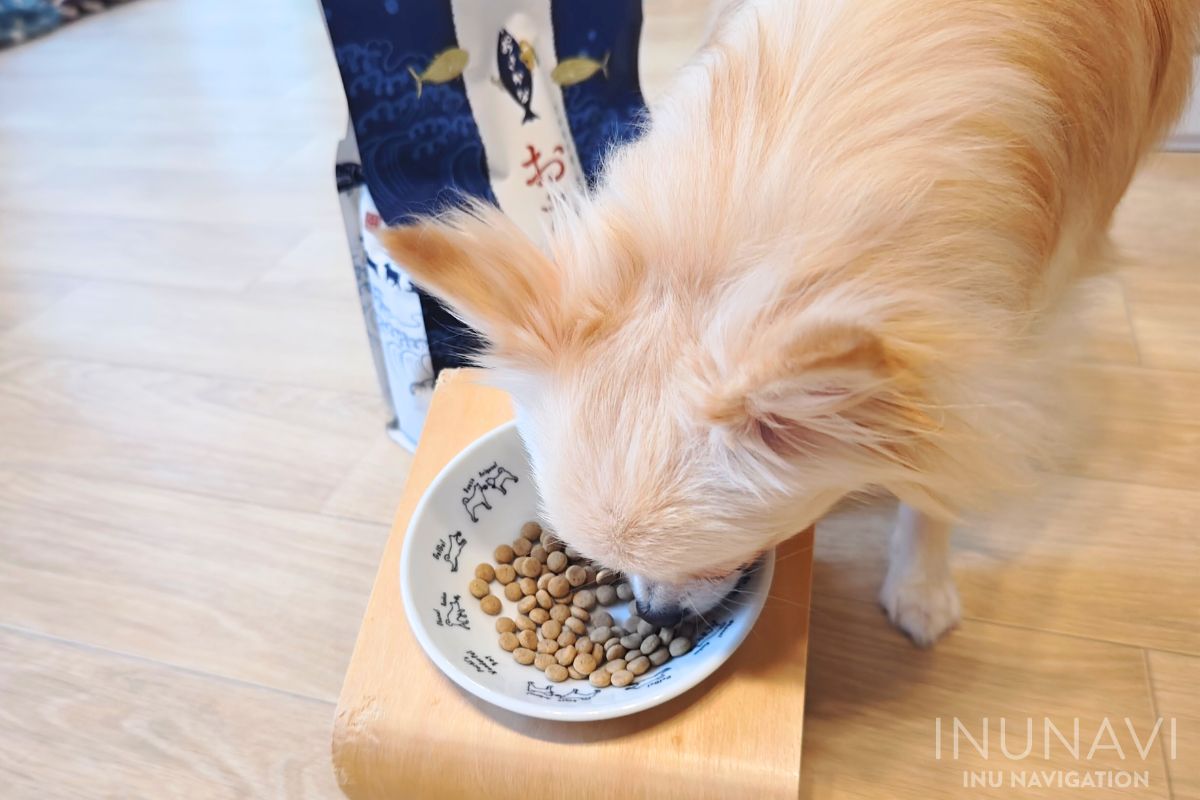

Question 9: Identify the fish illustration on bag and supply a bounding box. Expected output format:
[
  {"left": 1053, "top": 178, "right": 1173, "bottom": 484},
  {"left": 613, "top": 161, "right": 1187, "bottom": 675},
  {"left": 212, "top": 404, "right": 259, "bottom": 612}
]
[
  {"left": 496, "top": 28, "right": 538, "bottom": 123},
  {"left": 407, "top": 47, "right": 469, "bottom": 99},
  {"left": 551, "top": 53, "right": 610, "bottom": 87}
]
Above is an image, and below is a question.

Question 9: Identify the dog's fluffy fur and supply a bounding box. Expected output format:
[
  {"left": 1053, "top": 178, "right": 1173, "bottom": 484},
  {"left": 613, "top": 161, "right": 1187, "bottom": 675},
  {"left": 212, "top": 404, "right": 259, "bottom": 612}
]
[{"left": 383, "top": 0, "right": 1198, "bottom": 642}]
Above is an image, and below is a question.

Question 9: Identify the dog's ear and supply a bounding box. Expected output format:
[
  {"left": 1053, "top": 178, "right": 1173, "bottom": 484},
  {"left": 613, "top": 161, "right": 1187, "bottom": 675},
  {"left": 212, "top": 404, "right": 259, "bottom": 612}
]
[
  {"left": 701, "top": 318, "right": 909, "bottom": 453},
  {"left": 378, "top": 203, "right": 562, "bottom": 365}
]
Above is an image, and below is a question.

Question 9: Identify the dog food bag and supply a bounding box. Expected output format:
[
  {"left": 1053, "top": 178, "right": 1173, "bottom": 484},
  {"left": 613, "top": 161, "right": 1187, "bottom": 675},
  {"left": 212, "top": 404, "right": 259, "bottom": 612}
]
[{"left": 321, "top": 0, "right": 647, "bottom": 448}]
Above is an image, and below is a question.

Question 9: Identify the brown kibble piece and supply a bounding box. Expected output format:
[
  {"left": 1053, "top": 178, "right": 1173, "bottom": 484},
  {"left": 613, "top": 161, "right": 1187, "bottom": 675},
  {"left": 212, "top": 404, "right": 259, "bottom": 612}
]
[
  {"left": 627, "top": 655, "right": 650, "bottom": 675},
  {"left": 606, "top": 644, "right": 627, "bottom": 661},
  {"left": 529, "top": 608, "right": 550, "bottom": 624},
  {"left": 540, "top": 619, "right": 563, "bottom": 640},
  {"left": 563, "top": 616, "right": 586, "bottom": 635},
  {"left": 514, "top": 614, "right": 536, "bottom": 632},
  {"left": 589, "top": 669, "right": 612, "bottom": 688},
  {"left": 517, "top": 595, "right": 537, "bottom": 614},
  {"left": 573, "top": 653, "right": 598, "bottom": 675},
  {"left": 537, "top": 573, "right": 552, "bottom": 590},
  {"left": 495, "top": 617, "right": 517, "bottom": 634},
  {"left": 556, "top": 630, "right": 577, "bottom": 647},
  {"left": 611, "top": 669, "right": 634, "bottom": 687},
  {"left": 534, "top": 653, "right": 555, "bottom": 671},
  {"left": 555, "top": 645, "right": 577, "bottom": 666},
  {"left": 495, "top": 564, "right": 517, "bottom": 584},
  {"left": 565, "top": 565, "right": 588, "bottom": 587},
  {"left": 519, "top": 577, "right": 537, "bottom": 596},
  {"left": 480, "top": 595, "right": 501, "bottom": 615},
  {"left": 474, "top": 563, "right": 495, "bottom": 582},
  {"left": 605, "top": 658, "right": 627, "bottom": 673},
  {"left": 468, "top": 578, "right": 489, "bottom": 599},
  {"left": 537, "top": 639, "right": 559, "bottom": 655},
  {"left": 549, "top": 604, "right": 570, "bottom": 623},
  {"left": 576, "top": 637, "right": 593, "bottom": 655},
  {"left": 517, "top": 629, "right": 538, "bottom": 650},
  {"left": 569, "top": 606, "right": 590, "bottom": 622},
  {"left": 546, "top": 551, "right": 568, "bottom": 573},
  {"left": 494, "top": 544, "right": 515, "bottom": 564},
  {"left": 512, "top": 537, "right": 532, "bottom": 557},
  {"left": 545, "top": 664, "right": 568, "bottom": 682},
  {"left": 535, "top": 589, "right": 553, "bottom": 609},
  {"left": 504, "top": 582, "right": 524, "bottom": 602},
  {"left": 530, "top": 544, "right": 548, "bottom": 563},
  {"left": 572, "top": 589, "right": 596, "bottom": 610},
  {"left": 568, "top": 667, "right": 585, "bottom": 680},
  {"left": 498, "top": 632, "right": 519, "bottom": 652},
  {"left": 547, "top": 576, "right": 570, "bottom": 599},
  {"left": 520, "top": 521, "right": 543, "bottom": 541},
  {"left": 596, "top": 568, "right": 617, "bottom": 585},
  {"left": 519, "top": 558, "right": 541, "bottom": 578},
  {"left": 513, "top": 647, "right": 535, "bottom": 665},
  {"left": 540, "top": 531, "right": 564, "bottom": 552}
]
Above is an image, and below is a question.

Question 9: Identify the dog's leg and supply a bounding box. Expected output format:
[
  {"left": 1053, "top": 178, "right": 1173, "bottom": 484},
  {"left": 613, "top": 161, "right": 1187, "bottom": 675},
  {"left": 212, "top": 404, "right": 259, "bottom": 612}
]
[{"left": 879, "top": 503, "right": 961, "bottom": 646}]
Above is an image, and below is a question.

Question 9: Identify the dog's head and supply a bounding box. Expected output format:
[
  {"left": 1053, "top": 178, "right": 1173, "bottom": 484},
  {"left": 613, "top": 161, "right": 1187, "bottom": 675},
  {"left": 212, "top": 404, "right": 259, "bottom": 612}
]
[{"left": 381, "top": 202, "right": 954, "bottom": 624}]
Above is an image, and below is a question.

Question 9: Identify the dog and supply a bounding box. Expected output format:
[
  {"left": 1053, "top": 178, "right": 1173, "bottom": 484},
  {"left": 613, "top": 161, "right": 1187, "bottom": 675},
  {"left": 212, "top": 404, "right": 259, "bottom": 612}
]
[{"left": 382, "top": 0, "right": 1197, "bottom": 645}]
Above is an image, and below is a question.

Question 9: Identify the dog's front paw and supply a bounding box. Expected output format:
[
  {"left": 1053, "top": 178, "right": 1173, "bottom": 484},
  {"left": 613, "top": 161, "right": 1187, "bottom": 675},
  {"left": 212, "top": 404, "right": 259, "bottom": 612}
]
[{"left": 879, "top": 572, "right": 961, "bottom": 647}]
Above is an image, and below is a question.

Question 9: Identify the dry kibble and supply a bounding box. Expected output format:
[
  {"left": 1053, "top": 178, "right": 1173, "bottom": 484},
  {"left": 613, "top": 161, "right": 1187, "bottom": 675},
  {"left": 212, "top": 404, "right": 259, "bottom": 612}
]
[
  {"left": 573, "top": 653, "right": 598, "bottom": 675},
  {"left": 591, "top": 610, "right": 613, "bottom": 628},
  {"left": 512, "top": 537, "right": 532, "bottom": 557},
  {"left": 625, "top": 615, "right": 643, "bottom": 632},
  {"left": 519, "top": 558, "right": 541, "bottom": 578},
  {"left": 611, "top": 669, "right": 634, "bottom": 687},
  {"left": 530, "top": 544, "right": 548, "bottom": 564},
  {"left": 627, "top": 601, "right": 639, "bottom": 617},
  {"left": 480, "top": 595, "right": 501, "bottom": 615},
  {"left": 564, "top": 617, "right": 586, "bottom": 635},
  {"left": 554, "top": 592, "right": 573, "bottom": 606},
  {"left": 572, "top": 589, "right": 596, "bottom": 610},
  {"left": 549, "top": 604, "right": 571, "bottom": 623},
  {"left": 556, "top": 630, "right": 578, "bottom": 647},
  {"left": 518, "top": 629, "right": 538, "bottom": 650},
  {"left": 595, "top": 585, "right": 617, "bottom": 606},
  {"left": 537, "top": 639, "right": 559, "bottom": 655},
  {"left": 495, "top": 617, "right": 517, "bottom": 634},
  {"left": 474, "top": 563, "right": 495, "bottom": 582},
  {"left": 495, "top": 564, "right": 517, "bottom": 584},
  {"left": 517, "top": 595, "right": 537, "bottom": 614},
  {"left": 627, "top": 655, "right": 650, "bottom": 675},
  {"left": 659, "top": 627, "right": 674, "bottom": 644},
  {"left": 504, "top": 582, "right": 524, "bottom": 602},
  {"left": 640, "top": 634, "right": 661, "bottom": 655},
  {"left": 533, "top": 589, "right": 551, "bottom": 609},
  {"left": 540, "top": 619, "right": 563, "bottom": 640},
  {"left": 605, "top": 658, "right": 627, "bottom": 674},
  {"left": 468, "top": 579, "right": 489, "bottom": 599},
  {"left": 519, "top": 577, "right": 537, "bottom": 596},
  {"left": 537, "top": 573, "right": 552, "bottom": 591},
  {"left": 616, "top": 583, "right": 634, "bottom": 601},
  {"left": 637, "top": 619, "right": 656, "bottom": 636},
  {"left": 541, "top": 563, "right": 553, "bottom": 577},
  {"left": 576, "top": 637, "right": 593, "bottom": 655},
  {"left": 669, "top": 637, "right": 693, "bottom": 657},
  {"left": 619, "top": 633, "right": 643, "bottom": 650},
  {"left": 493, "top": 544, "right": 515, "bottom": 564},
  {"left": 589, "top": 626, "right": 611, "bottom": 644},
  {"left": 540, "top": 531, "right": 564, "bottom": 552},
  {"left": 606, "top": 644, "right": 627, "bottom": 661},
  {"left": 515, "top": 614, "right": 536, "bottom": 632},
  {"left": 569, "top": 606, "right": 590, "bottom": 622},
  {"left": 529, "top": 607, "right": 550, "bottom": 624},
  {"left": 555, "top": 645, "right": 577, "bottom": 666},
  {"left": 603, "top": 636, "right": 621, "bottom": 650},
  {"left": 520, "top": 520, "right": 543, "bottom": 541},
  {"left": 547, "top": 576, "right": 571, "bottom": 599},
  {"left": 545, "top": 664, "right": 569, "bottom": 682},
  {"left": 564, "top": 564, "right": 588, "bottom": 587},
  {"left": 596, "top": 568, "right": 618, "bottom": 585},
  {"left": 546, "top": 551, "right": 569, "bottom": 574},
  {"left": 649, "top": 647, "right": 671, "bottom": 666},
  {"left": 498, "top": 632, "right": 519, "bottom": 652},
  {"left": 534, "top": 653, "right": 555, "bottom": 671},
  {"left": 589, "top": 669, "right": 612, "bottom": 688},
  {"left": 568, "top": 666, "right": 585, "bottom": 680},
  {"left": 513, "top": 647, "right": 536, "bottom": 665}
]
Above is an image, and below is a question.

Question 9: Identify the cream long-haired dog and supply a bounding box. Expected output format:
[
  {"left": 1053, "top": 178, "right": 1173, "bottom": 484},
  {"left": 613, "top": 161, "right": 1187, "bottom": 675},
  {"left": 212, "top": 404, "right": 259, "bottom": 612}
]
[{"left": 384, "top": 0, "right": 1198, "bottom": 645}]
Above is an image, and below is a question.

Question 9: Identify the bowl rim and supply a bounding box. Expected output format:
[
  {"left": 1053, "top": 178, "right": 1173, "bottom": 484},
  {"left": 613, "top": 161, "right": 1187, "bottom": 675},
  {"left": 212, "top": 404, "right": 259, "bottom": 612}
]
[{"left": 399, "top": 419, "right": 776, "bottom": 721}]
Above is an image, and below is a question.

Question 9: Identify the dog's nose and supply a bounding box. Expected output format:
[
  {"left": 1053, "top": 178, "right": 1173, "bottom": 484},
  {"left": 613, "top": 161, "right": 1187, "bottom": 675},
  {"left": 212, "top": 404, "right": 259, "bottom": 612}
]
[{"left": 636, "top": 599, "right": 683, "bottom": 628}]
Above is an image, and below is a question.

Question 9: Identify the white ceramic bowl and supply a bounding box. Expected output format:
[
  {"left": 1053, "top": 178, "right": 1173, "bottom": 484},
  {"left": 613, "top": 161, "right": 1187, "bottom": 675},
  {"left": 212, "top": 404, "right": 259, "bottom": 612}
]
[{"left": 400, "top": 421, "right": 775, "bottom": 721}]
